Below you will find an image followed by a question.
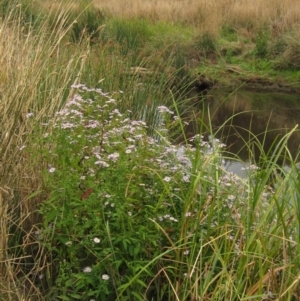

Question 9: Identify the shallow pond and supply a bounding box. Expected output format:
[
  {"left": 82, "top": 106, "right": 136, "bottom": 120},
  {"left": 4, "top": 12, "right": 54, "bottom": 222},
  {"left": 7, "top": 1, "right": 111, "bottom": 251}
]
[{"left": 184, "top": 88, "right": 300, "bottom": 175}]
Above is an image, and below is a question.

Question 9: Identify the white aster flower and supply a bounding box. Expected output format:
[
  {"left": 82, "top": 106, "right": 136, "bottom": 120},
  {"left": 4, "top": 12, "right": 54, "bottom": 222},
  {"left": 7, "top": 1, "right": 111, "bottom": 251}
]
[
  {"left": 26, "top": 112, "right": 34, "bottom": 118},
  {"left": 157, "top": 106, "right": 174, "bottom": 114},
  {"left": 107, "top": 152, "right": 120, "bottom": 162},
  {"left": 83, "top": 266, "right": 92, "bottom": 273},
  {"left": 93, "top": 237, "right": 101, "bottom": 244},
  {"left": 95, "top": 160, "right": 110, "bottom": 167},
  {"left": 102, "top": 274, "right": 110, "bottom": 280},
  {"left": 163, "top": 176, "right": 171, "bottom": 182},
  {"left": 182, "top": 175, "right": 190, "bottom": 182}
]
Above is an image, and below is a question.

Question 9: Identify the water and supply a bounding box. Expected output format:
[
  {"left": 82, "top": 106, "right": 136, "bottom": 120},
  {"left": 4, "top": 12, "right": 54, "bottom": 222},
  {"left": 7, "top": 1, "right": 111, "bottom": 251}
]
[{"left": 183, "top": 88, "right": 300, "bottom": 174}]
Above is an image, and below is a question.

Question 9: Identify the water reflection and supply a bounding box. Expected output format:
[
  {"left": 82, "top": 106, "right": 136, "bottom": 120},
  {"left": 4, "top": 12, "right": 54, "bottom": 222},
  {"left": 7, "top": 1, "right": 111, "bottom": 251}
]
[
  {"left": 185, "top": 88, "right": 300, "bottom": 168},
  {"left": 223, "top": 160, "right": 248, "bottom": 178}
]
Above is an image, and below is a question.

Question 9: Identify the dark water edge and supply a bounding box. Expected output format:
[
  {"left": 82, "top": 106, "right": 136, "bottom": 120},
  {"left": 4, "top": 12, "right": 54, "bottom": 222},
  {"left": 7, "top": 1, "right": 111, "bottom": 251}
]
[{"left": 182, "top": 88, "right": 300, "bottom": 173}]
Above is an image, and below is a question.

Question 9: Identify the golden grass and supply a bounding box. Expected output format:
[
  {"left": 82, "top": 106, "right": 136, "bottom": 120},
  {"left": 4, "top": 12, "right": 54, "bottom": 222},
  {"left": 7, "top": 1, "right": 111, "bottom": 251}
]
[
  {"left": 0, "top": 4, "right": 89, "bottom": 298},
  {"left": 93, "top": 0, "right": 300, "bottom": 35}
]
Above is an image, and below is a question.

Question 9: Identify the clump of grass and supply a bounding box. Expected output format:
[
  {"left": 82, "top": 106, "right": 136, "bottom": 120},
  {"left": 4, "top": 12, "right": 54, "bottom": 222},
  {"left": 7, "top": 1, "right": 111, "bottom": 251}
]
[
  {"left": 20, "top": 84, "right": 300, "bottom": 300},
  {"left": 109, "top": 18, "right": 153, "bottom": 55},
  {"left": 70, "top": 1, "right": 106, "bottom": 43},
  {"left": 272, "top": 31, "right": 300, "bottom": 70},
  {"left": 0, "top": 0, "right": 46, "bottom": 31},
  {"left": 220, "top": 25, "right": 238, "bottom": 42},
  {"left": 254, "top": 28, "right": 269, "bottom": 58},
  {"left": 193, "top": 32, "right": 217, "bottom": 57},
  {"left": 0, "top": 3, "right": 90, "bottom": 298},
  {"left": 0, "top": 6, "right": 87, "bottom": 181}
]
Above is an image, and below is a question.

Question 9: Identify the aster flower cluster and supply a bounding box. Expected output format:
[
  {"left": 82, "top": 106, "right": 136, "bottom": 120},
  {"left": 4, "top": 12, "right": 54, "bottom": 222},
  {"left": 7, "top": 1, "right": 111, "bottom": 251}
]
[{"left": 36, "top": 84, "right": 292, "bottom": 300}]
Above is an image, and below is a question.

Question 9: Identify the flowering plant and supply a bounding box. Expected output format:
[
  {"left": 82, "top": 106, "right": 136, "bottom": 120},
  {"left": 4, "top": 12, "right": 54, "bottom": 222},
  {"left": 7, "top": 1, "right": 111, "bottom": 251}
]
[{"left": 33, "top": 84, "right": 285, "bottom": 301}]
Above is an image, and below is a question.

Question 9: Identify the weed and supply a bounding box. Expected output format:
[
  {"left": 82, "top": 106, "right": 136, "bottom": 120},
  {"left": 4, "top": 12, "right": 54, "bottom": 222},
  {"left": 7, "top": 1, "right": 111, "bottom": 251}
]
[
  {"left": 194, "top": 32, "right": 217, "bottom": 56},
  {"left": 255, "top": 28, "right": 269, "bottom": 58}
]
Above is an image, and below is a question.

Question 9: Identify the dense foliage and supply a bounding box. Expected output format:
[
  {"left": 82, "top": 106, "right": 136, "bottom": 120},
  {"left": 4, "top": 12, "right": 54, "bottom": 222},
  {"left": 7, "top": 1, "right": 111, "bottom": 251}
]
[{"left": 25, "top": 85, "right": 299, "bottom": 300}]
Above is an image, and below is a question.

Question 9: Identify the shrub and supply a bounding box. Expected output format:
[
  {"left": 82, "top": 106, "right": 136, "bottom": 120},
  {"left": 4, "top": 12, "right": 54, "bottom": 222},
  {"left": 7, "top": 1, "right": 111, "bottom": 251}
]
[{"left": 33, "top": 85, "right": 197, "bottom": 300}]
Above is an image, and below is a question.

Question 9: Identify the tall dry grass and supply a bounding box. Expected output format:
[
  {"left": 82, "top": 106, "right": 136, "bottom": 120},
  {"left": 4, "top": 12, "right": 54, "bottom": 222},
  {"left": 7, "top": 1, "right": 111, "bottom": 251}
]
[
  {"left": 93, "top": 0, "right": 300, "bottom": 35},
  {"left": 0, "top": 3, "right": 89, "bottom": 298}
]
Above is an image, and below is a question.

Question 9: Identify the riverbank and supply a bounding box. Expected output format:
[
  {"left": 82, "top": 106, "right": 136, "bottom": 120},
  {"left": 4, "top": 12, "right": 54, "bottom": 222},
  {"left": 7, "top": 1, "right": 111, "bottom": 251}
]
[
  {"left": 5, "top": 0, "right": 300, "bottom": 95},
  {"left": 94, "top": 0, "right": 300, "bottom": 94}
]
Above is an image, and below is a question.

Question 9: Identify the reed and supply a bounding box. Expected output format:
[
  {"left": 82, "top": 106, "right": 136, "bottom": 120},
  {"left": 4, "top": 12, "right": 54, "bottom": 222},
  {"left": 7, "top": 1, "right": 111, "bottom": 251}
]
[{"left": 0, "top": 2, "right": 89, "bottom": 299}]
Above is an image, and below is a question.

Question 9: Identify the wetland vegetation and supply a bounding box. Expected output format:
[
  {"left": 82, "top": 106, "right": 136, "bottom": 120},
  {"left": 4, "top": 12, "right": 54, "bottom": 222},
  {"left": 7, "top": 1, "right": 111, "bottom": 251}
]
[{"left": 0, "top": 0, "right": 300, "bottom": 300}]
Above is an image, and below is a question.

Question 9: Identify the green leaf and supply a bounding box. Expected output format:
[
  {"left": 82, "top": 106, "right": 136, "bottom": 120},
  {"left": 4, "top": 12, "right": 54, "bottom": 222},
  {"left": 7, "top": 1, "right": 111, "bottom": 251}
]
[
  {"left": 69, "top": 293, "right": 83, "bottom": 299},
  {"left": 134, "top": 245, "right": 140, "bottom": 256},
  {"left": 64, "top": 279, "right": 74, "bottom": 287},
  {"left": 26, "top": 190, "right": 42, "bottom": 199},
  {"left": 130, "top": 291, "right": 144, "bottom": 301},
  {"left": 44, "top": 209, "right": 58, "bottom": 225},
  {"left": 58, "top": 296, "right": 71, "bottom": 301},
  {"left": 134, "top": 278, "right": 147, "bottom": 288},
  {"left": 128, "top": 245, "right": 134, "bottom": 257},
  {"left": 122, "top": 239, "right": 127, "bottom": 251},
  {"left": 73, "top": 274, "right": 83, "bottom": 280}
]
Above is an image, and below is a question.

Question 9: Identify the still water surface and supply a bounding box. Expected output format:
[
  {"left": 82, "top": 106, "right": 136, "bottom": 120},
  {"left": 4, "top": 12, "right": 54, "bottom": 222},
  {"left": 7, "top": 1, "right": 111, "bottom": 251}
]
[{"left": 184, "top": 88, "right": 300, "bottom": 175}]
